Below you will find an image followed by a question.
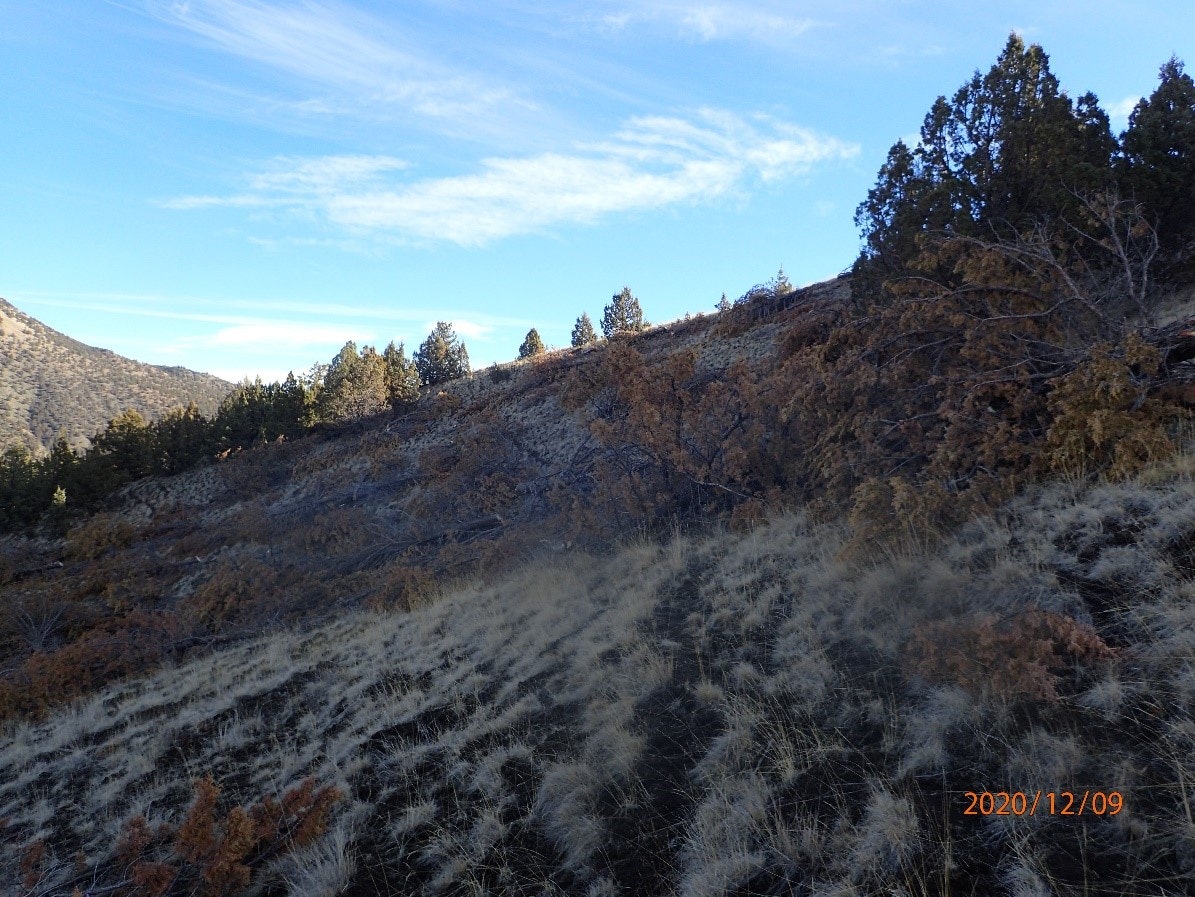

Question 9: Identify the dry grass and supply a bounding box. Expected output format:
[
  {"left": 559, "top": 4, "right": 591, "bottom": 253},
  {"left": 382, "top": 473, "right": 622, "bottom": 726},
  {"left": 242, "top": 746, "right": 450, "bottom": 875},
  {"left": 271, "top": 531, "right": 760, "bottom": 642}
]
[{"left": 4, "top": 464, "right": 1195, "bottom": 894}]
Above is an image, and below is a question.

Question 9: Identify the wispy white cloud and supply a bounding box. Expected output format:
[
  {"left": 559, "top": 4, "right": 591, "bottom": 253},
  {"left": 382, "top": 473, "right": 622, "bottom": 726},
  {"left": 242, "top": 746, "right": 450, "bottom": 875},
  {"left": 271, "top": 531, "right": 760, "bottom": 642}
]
[
  {"left": 441, "top": 319, "right": 492, "bottom": 341},
  {"left": 10, "top": 290, "right": 533, "bottom": 331},
  {"left": 165, "top": 110, "right": 859, "bottom": 245},
  {"left": 149, "top": 0, "right": 530, "bottom": 127},
  {"left": 591, "top": 2, "right": 818, "bottom": 45},
  {"left": 1107, "top": 95, "right": 1143, "bottom": 130},
  {"left": 165, "top": 155, "right": 409, "bottom": 210}
]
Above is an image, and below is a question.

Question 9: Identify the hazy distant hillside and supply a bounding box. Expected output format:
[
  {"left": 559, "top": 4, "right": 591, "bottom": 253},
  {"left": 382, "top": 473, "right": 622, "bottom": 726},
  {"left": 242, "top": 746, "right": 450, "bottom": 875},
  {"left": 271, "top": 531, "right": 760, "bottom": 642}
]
[{"left": 0, "top": 298, "right": 231, "bottom": 454}]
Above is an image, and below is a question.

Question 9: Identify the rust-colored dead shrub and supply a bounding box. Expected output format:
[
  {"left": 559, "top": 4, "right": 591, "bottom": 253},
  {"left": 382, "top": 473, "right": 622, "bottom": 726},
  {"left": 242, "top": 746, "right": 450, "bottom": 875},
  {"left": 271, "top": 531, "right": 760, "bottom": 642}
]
[
  {"left": 19, "top": 838, "right": 46, "bottom": 890},
  {"left": 1040, "top": 333, "right": 1182, "bottom": 480},
  {"left": 300, "top": 507, "right": 371, "bottom": 555},
  {"left": 523, "top": 350, "right": 576, "bottom": 388},
  {"left": 841, "top": 476, "right": 983, "bottom": 560},
  {"left": 112, "top": 775, "right": 341, "bottom": 897},
  {"left": 65, "top": 514, "right": 138, "bottom": 560},
  {"left": 2, "top": 610, "right": 187, "bottom": 720},
  {"left": 411, "top": 410, "right": 533, "bottom": 527},
  {"left": 130, "top": 861, "right": 178, "bottom": 897},
  {"left": 366, "top": 563, "right": 438, "bottom": 613},
  {"left": 904, "top": 607, "right": 1120, "bottom": 702},
  {"left": 186, "top": 558, "right": 279, "bottom": 627}
]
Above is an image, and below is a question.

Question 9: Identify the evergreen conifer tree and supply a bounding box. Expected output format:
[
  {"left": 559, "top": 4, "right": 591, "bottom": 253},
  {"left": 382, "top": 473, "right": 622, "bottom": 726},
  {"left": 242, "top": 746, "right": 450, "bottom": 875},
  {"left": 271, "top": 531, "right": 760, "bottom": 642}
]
[
  {"left": 601, "top": 287, "right": 645, "bottom": 338},
  {"left": 770, "top": 268, "right": 793, "bottom": 295},
  {"left": 518, "top": 328, "right": 545, "bottom": 358},
  {"left": 571, "top": 313, "right": 597, "bottom": 346},
  {"left": 716, "top": 293, "right": 732, "bottom": 313},
  {"left": 318, "top": 342, "right": 388, "bottom": 422},
  {"left": 414, "top": 322, "right": 470, "bottom": 386},
  {"left": 0, "top": 445, "right": 42, "bottom": 527},
  {"left": 383, "top": 341, "right": 421, "bottom": 405},
  {"left": 854, "top": 33, "right": 1115, "bottom": 289},
  {"left": 92, "top": 409, "right": 155, "bottom": 485},
  {"left": 154, "top": 402, "right": 210, "bottom": 474},
  {"left": 1121, "top": 57, "right": 1195, "bottom": 272},
  {"left": 273, "top": 372, "right": 310, "bottom": 435}
]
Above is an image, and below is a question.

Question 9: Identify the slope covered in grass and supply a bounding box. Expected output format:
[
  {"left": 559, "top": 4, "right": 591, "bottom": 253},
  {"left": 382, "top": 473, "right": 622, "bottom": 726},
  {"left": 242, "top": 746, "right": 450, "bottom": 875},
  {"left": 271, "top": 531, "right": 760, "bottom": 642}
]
[
  {"left": 6, "top": 461, "right": 1195, "bottom": 895},
  {"left": 0, "top": 298, "right": 230, "bottom": 454}
]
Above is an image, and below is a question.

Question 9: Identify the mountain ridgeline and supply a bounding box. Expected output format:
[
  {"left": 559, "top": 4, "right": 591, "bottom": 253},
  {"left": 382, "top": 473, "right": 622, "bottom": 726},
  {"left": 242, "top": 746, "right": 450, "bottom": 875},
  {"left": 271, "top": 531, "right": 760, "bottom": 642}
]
[{"left": 0, "top": 298, "right": 230, "bottom": 454}]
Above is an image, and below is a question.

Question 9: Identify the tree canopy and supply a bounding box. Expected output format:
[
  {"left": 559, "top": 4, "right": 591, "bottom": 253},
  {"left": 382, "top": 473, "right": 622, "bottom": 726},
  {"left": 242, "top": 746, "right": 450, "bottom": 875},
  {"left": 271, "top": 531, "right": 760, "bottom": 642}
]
[
  {"left": 854, "top": 34, "right": 1115, "bottom": 291},
  {"left": 519, "top": 328, "right": 545, "bottom": 358},
  {"left": 318, "top": 342, "right": 388, "bottom": 423},
  {"left": 601, "top": 287, "right": 646, "bottom": 338},
  {"left": 571, "top": 313, "right": 597, "bottom": 347},
  {"left": 383, "top": 341, "right": 421, "bottom": 406},
  {"left": 414, "top": 322, "right": 470, "bottom": 386},
  {"left": 1121, "top": 57, "right": 1195, "bottom": 273}
]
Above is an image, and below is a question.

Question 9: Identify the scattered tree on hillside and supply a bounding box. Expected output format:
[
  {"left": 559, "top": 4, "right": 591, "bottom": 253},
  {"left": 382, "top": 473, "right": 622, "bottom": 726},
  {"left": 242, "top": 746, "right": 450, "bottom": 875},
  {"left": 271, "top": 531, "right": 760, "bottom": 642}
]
[
  {"left": 1121, "top": 57, "right": 1195, "bottom": 276},
  {"left": 770, "top": 267, "right": 793, "bottom": 295},
  {"left": 0, "top": 445, "right": 42, "bottom": 528},
  {"left": 41, "top": 436, "right": 79, "bottom": 504},
  {"left": 91, "top": 409, "right": 155, "bottom": 486},
  {"left": 716, "top": 293, "right": 732, "bottom": 313},
  {"left": 154, "top": 402, "right": 209, "bottom": 474},
  {"left": 382, "top": 341, "right": 421, "bottom": 405},
  {"left": 414, "top": 322, "right": 470, "bottom": 386},
  {"left": 518, "top": 328, "right": 545, "bottom": 358},
  {"left": 212, "top": 375, "right": 310, "bottom": 447},
  {"left": 853, "top": 33, "right": 1116, "bottom": 292},
  {"left": 339, "top": 346, "right": 389, "bottom": 422},
  {"left": 601, "top": 287, "right": 646, "bottom": 338},
  {"left": 318, "top": 342, "right": 388, "bottom": 423},
  {"left": 571, "top": 313, "right": 597, "bottom": 347}
]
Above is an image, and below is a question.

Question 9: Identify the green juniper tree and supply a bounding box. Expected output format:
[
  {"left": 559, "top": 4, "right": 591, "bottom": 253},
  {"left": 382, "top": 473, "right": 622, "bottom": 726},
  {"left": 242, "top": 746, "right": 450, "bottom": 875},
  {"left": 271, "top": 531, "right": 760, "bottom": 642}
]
[
  {"left": 601, "top": 287, "right": 646, "bottom": 338},
  {"left": 414, "top": 322, "right": 470, "bottom": 386},
  {"left": 154, "top": 402, "right": 210, "bottom": 474},
  {"left": 1121, "top": 57, "right": 1195, "bottom": 278},
  {"left": 518, "top": 328, "right": 545, "bottom": 358},
  {"left": 317, "top": 342, "right": 388, "bottom": 423},
  {"left": 770, "top": 268, "right": 793, "bottom": 295},
  {"left": 383, "top": 341, "right": 421, "bottom": 405},
  {"left": 571, "top": 313, "right": 597, "bottom": 347},
  {"left": 853, "top": 33, "right": 1116, "bottom": 293}
]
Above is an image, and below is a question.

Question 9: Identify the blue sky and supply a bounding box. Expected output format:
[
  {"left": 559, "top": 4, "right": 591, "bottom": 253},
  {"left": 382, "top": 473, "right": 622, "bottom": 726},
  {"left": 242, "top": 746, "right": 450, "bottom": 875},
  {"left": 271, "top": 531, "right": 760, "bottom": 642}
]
[{"left": 1, "top": 1, "right": 1190, "bottom": 383}]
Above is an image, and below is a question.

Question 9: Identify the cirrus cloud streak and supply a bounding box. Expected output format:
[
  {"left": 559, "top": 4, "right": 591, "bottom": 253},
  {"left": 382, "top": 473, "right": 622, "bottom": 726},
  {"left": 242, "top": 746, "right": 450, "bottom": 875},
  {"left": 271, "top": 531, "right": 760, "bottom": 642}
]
[{"left": 164, "top": 110, "right": 858, "bottom": 245}]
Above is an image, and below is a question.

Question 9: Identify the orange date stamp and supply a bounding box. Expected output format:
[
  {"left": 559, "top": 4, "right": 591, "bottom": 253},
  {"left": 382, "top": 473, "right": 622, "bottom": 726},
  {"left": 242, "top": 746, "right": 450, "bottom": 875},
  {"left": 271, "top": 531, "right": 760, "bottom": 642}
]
[{"left": 963, "top": 791, "right": 1124, "bottom": 817}]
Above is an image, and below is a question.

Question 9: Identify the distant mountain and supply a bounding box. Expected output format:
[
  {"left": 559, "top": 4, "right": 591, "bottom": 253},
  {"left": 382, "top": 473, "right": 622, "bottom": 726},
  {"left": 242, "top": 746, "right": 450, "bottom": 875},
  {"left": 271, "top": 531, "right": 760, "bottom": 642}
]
[{"left": 0, "top": 297, "right": 231, "bottom": 454}]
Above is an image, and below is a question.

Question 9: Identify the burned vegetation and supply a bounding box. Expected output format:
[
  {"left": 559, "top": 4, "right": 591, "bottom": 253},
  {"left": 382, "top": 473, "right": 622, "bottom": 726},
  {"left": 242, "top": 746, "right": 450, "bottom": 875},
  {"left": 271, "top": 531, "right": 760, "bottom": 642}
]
[{"left": 5, "top": 33, "right": 1195, "bottom": 897}]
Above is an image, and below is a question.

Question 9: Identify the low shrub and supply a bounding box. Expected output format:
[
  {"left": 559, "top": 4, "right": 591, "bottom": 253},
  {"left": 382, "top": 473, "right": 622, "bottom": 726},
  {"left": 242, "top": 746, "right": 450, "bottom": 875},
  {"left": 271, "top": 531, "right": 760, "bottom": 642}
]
[
  {"left": 903, "top": 607, "right": 1120, "bottom": 702},
  {"left": 112, "top": 774, "right": 342, "bottom": 896},
  {"left": 65, "top": 513, "right": 138, "bottom": 560}
]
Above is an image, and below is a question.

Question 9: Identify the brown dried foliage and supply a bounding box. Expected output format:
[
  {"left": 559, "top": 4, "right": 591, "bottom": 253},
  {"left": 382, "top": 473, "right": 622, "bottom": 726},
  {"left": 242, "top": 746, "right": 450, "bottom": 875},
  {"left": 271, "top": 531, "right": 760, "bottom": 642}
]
[
  {"left": 19, "top": 838, "right": 46, "bottom": 890},
  {"left": 65, "top": 514, "right": 138, "bottom": 560},
  {"left": 550, "top": 272, "right": 1180, "bottom": 556},
  {"left": 565, "top": 343, "right": 764, "bottom": 532},
  {"left": 186, "top": 558, "right": 281, "bottom": 628},
  {"left": 112, "top": 775, "right": 341, "bottom": 897},
  {"left": 904, "top": 607, "right": 1120, "bottom": 702},
  {"left": 1, "top": 610, "right": 187, "bottom": 720},
  {"left": 1039, "top": 333, "right": 1181, "bottom": 480}
]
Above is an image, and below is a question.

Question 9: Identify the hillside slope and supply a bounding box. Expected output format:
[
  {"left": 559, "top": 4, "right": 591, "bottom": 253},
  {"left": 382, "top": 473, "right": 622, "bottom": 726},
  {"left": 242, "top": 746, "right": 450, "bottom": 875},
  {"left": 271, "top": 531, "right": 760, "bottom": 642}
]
[
  {"left": 4, "top": 275, "right": 1195, "bottom": 894},
  {"left": 0, "top": 298, "right": 231, "bottom": 453},
  {"left": 4, "top": 471, "right": 1195, "bottom": 895}
]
